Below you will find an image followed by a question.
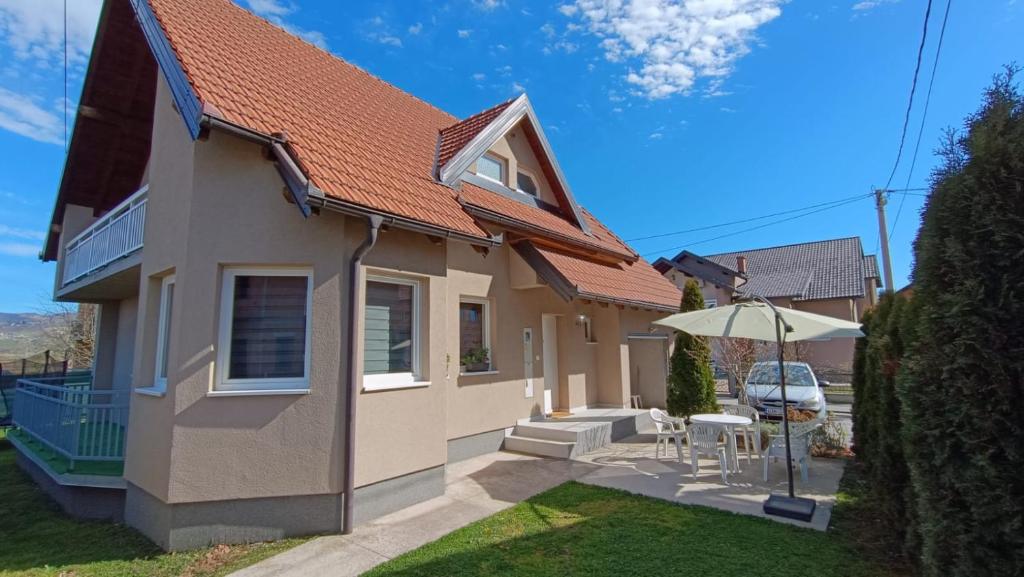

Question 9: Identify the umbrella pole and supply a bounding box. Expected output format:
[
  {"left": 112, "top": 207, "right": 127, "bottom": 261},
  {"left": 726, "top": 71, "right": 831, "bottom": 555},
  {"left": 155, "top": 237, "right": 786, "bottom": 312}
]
[{"left": 775, "top": 314, "right": 796, "bottom": 499}]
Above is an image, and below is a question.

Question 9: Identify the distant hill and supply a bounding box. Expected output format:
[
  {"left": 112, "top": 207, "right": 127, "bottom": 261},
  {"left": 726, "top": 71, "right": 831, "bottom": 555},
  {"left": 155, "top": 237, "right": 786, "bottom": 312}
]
[{"left": 0, "top": 312, "right": 61, "bottom": 363}]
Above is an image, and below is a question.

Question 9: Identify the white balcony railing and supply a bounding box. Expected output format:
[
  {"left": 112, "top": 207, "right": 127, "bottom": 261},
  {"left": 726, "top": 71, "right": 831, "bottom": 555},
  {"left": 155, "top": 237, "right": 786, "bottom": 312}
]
[{"left": 62, "top": 186, "right": 147, "bottom": 287}]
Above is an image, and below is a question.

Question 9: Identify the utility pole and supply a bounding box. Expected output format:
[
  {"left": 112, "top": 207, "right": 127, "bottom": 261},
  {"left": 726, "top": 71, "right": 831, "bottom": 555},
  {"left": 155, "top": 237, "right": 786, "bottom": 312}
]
[{"left": 875, "top": 189, "right": 896, "bottom": 294}]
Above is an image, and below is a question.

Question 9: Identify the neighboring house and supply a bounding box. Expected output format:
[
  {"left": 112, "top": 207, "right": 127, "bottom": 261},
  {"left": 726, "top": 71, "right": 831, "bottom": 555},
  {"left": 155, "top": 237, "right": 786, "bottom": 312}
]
[
  {"left": 11, "top": 0, "right": 681, "bottom": 551},
  {"left": 654, "top": 237, "right": 882, "bottom": 372}
]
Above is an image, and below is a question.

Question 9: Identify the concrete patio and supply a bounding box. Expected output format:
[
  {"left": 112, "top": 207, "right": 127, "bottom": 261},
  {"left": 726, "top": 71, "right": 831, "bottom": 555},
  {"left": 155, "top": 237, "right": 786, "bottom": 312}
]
[{"left": 231, "top": 425, "right": 844, "bottom": 576}]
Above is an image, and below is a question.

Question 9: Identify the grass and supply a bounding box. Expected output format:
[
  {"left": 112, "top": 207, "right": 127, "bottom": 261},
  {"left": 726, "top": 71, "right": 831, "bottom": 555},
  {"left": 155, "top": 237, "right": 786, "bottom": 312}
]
[
  {"left": 0, "top": 439, "right": 308, "bottom": 577},
  {"left": 365, "top": 481, "right": 894, "bottom": 577}
]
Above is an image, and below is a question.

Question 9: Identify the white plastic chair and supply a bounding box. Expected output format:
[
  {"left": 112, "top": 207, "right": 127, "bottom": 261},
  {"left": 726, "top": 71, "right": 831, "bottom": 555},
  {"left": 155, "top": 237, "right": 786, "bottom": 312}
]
[
  {"left": 723, "top": 404, "right": 761, "bottom": 464},
  {"left": 687, "top": 422, "right": 729, "bottom": 484},
  {"left": 649, "top": 408, "right": 685, "bottom": 462},
  {"left": 763, "top": 420, "right": 821, "bottom": 483}
]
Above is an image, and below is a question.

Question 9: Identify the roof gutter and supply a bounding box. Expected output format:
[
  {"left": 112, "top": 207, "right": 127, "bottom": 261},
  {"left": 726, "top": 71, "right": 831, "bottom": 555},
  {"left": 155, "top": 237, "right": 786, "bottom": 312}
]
[
  {"left": 461, "top": 202, "right": 636, "bottom": 262},
  {"left": 308, "top": 193, "right": 503, "bottom": 249},
  {"left": 342, "top": 214, "right": 383, "bottom": 534}
]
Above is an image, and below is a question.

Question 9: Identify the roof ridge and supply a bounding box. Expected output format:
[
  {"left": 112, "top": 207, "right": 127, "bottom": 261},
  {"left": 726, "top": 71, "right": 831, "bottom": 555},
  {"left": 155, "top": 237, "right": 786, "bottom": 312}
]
[
  {"left": 224, "top": 0, "right": 457, "bottom": 123},
  {"left": 702, "top": 235, "right": 863, "bottom": 257}
]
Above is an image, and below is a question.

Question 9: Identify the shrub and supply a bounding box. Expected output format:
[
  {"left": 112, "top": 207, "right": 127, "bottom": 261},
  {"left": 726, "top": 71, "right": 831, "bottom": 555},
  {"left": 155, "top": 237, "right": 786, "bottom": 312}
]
[
  {"left": 898, "top": 66, "right": 1024, "bottom": 577},
  {"left": 666, "top": 279, "right": 718, "bottom": 417}
]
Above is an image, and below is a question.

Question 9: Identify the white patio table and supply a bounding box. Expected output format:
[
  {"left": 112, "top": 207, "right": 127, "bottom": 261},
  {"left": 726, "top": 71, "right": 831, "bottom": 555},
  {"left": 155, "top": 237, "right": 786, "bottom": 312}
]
[{"left": 690, "top": 413, "right": 753, "bottom": 473}]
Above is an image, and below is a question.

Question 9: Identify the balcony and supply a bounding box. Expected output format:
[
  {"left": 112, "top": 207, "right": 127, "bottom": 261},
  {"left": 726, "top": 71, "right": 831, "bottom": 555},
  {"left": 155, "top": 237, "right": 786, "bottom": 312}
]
[
  {"left": 62, "top": 186, "right": 147, "bottom": 288},
  {"left": 10, "top": 375, "right": 128, "bottom": 477}
]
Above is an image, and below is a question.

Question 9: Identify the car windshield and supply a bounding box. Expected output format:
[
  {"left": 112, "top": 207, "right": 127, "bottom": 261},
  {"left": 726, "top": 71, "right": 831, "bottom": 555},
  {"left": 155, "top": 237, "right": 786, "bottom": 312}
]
[{"left": 747, "top": 364, "right": 815, "bottom": 386}]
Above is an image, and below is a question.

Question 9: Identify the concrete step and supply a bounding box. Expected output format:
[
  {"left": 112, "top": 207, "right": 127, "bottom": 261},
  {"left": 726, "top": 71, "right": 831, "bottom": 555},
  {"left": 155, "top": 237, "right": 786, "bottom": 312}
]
[
  {"left": 512, "top": 423, "right": 580, "bottom": 443},
  {"left": 503, "top": 435, "right": 575, "bottom": 459}
]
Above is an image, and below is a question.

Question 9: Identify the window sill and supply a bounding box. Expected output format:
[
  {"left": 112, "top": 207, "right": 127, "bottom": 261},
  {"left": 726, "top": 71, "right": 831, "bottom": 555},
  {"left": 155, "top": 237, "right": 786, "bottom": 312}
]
[
  {"left": 459, "top": 370, "right": 500, "bottom": 377},
  {"left": 206, "top": 389, "right": 311, "bottom": 398},
  {"left": 363, "top": 380, "right": 431, "bottom": 392},
  {"left": 134, "top": 387, "right": 166, "bottom": 398}
]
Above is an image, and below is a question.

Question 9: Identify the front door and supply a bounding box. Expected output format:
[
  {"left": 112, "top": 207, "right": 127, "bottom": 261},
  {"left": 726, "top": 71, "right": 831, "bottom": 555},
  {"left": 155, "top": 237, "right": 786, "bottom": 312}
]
[
  {"left": 541, "top": 315, "right": 558, "bottom": 415},
  {"left": 523, "top": 328, "right": 534, "bottom": 399}
]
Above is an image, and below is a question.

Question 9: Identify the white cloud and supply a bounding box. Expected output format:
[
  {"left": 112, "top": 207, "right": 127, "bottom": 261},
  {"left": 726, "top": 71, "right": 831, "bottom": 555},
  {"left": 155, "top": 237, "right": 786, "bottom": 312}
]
[
  {"left": 0, "top": 87, "right": 63, "bottom": 145},
  {"left": 0, "top": 224, "right": 45, "bottom": 240},
  {"left": 496, "top": 65, "right": 513, "bottom": 76},
  {"left": 512, "top": 81, "right": 526, "bottom": 93},
  {"left": 558, "top": 4, "right": 579, "bottom": 16},
  {"left": 0, "top": 0, "right": 102, "bottom": 69},
  {"left": 457, "top": 29, "right": 472, "bottom": 38},
  {"left": 720, "top": 106, "right": 737, "bottom": 113},
  {"left": 377, "top": 34, "right": 402, "bottom": 47},
  {"left": 540, "top": 22, "right": 557, "bottom": 38},
  {"left": 472, "top": 72, "right": 487, "bottom": 81},
  {"left": 0, "top": 242, "right": 39, "bottom": 258},
  {"left": 852, "top": 0, "right": 899, "bottom": 10},
  {"left": 649, "top": 132, "right": 663, "bottom": 139},
  {"left": 243, "top": 0, "right": 328, "bottom": 49},
  {"left": 472, "top": 0, "right": 505, "bottom": 10},
  {"left": 568, "top": 0, "right": 783, "bottom": 99},
  {"left": 408, "top": 22, "right": 423, "bottom": 34}
]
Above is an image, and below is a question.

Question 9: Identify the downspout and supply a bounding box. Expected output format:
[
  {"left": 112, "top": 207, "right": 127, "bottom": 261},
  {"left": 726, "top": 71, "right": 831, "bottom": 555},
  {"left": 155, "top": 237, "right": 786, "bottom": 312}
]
[{"left": 342, "top": 214, "right": 383, "bottom": 534}]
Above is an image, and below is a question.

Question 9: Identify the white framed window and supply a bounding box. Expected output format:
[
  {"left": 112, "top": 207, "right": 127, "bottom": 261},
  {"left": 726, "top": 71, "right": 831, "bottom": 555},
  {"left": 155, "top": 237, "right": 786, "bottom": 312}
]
[
  {"left": 516, "top": 169, "right": 539, "bottom": 196},
  {"left": 153, "top": 274, "right": 176, "bottom": 392},
  {"left": 705, "top": 298, "right": 718, "bottom": 309},
  {"left": 363, "top": 276, "right": 423, "bottom": 390},
  {"left": 476, "top": 153, "right": 505, "bottom": 185},
  {"left": 459, "top": 297, "right": 491, "bottom": 373},
  {"left": 215, "top": 267, "right": 313, "bottom": 392},
  {"left": 583, "top": 316, "right": 596, "bottom": 343}
]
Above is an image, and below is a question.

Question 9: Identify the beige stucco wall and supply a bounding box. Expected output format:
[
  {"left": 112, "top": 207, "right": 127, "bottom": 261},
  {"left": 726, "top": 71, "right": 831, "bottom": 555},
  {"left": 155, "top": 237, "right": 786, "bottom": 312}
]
[
  {"left": 53, "top": 204, "right": 98, "bottom": 295},
  {"left": 111, "top": 296, "right": 138, "bottom": 391},
  {"left": 119, "top": 75, "right": 676, "bottom": 510},
  {"left": 628, "top": 337, "right": 669, "bottom": 408},
  {"left": 792, "top": 298, "right": 858, "bottom": 371},
  {"left": 663, "top": 269, "right": 731, "bottom": 308}
]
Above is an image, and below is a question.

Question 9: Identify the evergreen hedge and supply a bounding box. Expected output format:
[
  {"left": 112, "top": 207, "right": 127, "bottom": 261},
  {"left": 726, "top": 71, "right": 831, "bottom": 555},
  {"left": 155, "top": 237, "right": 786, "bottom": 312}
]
[
  {"left": 666, "top": 279, "right": 718, "bottom": 417},
  {"left": 853, "top": 67, "right": 1024, "bottom": 577}
]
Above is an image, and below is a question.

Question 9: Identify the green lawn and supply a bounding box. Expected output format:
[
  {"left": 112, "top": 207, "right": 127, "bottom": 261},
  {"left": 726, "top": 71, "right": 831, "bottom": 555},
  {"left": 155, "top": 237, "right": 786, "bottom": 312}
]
[
  {"left": 365, "top": 481, "right": 894, "bottom": 577},
  {"left": 0, "top": 439, "right": 308, "bottom": 577},
  {"left": 7, "top": 428, "right": 125, "bottom": 476}
]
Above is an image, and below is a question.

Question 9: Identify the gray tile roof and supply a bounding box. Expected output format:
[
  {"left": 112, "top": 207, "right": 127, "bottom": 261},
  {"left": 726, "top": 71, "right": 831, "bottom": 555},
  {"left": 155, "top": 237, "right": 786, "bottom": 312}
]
[
  {"left": 863, "top": 254, "right": 883, "bottom": 287},
  {"left": 696, "top": 237, "right": 871, "bottom": 301}
]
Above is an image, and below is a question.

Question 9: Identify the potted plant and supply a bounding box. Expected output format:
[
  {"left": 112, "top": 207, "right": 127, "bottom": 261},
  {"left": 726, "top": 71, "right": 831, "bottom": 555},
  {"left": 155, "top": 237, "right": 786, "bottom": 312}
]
[{"left": 460, "top": 347, "right": 490, "bottom": 373}]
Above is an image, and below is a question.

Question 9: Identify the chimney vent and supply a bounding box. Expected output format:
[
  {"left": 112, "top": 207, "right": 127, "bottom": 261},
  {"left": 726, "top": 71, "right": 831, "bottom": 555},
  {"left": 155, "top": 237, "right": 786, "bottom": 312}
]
[{"left": 736, "top": 255, "right": 747, "bottom": 275}]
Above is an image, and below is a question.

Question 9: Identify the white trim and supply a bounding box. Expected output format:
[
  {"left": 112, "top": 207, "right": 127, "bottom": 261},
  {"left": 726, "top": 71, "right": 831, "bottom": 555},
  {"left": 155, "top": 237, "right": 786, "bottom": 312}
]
[
  {"left": 459, "top": 296, "right": 492, "bottom": 373},
  {"left": 206, "top": 388, "right": 311, "bottom": 397},
  {"left": 215, "top": 266, "right": 314, "bottom": 392},
  {"left": 363, "top": 275, "right": 422, "bottom": 385},
  {"left": 458, "top": 370, "right": 500, "bottom": 377},
  {"left": 134, "top": 387, "right": 166, "bottom": 398},
  {"left": 152, "top": 274, "right": 175, "bottom": 393}
]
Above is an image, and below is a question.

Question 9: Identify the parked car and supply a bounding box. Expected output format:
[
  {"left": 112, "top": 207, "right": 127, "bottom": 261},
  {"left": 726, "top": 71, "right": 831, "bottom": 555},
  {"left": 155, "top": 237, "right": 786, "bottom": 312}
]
[{"left": 744, "top": 361, "right": 828, "bottom": 420}]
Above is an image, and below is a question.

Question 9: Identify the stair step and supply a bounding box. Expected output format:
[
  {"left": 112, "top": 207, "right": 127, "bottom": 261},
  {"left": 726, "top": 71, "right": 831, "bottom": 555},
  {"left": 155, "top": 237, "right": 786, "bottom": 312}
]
[
  {"left": 512, "top": 423, "right": 580, "bottom": 442},
  {"left": 503, "top": 435, "right": 575, "bottom": 459}
]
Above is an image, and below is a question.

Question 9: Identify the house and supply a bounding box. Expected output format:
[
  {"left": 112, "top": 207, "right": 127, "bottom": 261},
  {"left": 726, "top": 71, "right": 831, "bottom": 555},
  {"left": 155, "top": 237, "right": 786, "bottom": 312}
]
[
  {"left": 10, "top": 0, "right": 681, "bottom": 551},
  {"left": 654, "top": 237, "right": 882, "bottom": 372}
]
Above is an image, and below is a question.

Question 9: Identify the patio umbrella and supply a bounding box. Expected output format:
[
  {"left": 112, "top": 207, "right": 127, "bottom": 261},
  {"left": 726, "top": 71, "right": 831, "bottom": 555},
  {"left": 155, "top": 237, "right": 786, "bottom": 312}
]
[{"left": 653, "top": 296, "right": 864, "bottom": 522}]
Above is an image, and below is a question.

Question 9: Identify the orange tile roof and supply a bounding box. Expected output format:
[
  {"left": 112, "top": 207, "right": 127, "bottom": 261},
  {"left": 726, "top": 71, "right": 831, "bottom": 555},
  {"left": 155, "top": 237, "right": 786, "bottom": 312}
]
[
  {"left": 437, "top": 100, "right": 514, "bottom": 170},
  {"left": 531, "top": 244, "right": 682, "bottom": 311},
  {"left": 143, "top": 0, "right": 671, "bottom": 309},
  {"left": 148, "top": 0, "right": 489, "bottom": 238},
  {"left": 459, "top": 183, "right": 636, "bottom": 259}
]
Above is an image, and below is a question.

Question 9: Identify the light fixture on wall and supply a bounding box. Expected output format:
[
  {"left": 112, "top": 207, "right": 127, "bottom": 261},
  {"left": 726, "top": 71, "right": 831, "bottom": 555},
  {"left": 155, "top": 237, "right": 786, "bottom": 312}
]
[{"left": 575, "top": 314, "right": 588, "bottom": 327}]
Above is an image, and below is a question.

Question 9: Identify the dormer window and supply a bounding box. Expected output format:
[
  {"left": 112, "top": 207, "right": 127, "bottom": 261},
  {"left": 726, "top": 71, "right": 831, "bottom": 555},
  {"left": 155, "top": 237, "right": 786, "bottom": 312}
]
[
  {"left": 476, "top": 153, "right": 505, "bottom": 185},
  {"left": 517, "top": 170, "right": 539, "bottom": 196}
]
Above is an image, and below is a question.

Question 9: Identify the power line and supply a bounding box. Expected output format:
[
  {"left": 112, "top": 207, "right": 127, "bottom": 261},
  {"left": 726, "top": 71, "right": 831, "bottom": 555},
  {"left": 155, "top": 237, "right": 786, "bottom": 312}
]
[
  {"left": 641, "top": 193, "right": 873, "bottom": 258},
  {"left": 883, "top": 0, "right": 934, "bottom": 193},
  {"left": 625, "top": 192, "right": 871, "bottom": 242},
  {"left": 889, "top": 0, "right": 951, "bottom": 241}
]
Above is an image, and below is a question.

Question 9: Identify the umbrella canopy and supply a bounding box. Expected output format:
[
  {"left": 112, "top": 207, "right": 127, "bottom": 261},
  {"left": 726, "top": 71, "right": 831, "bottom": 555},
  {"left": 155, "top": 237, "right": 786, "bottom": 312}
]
[{"left": 653, "top": 301, "right": 864, "bottom": 342}]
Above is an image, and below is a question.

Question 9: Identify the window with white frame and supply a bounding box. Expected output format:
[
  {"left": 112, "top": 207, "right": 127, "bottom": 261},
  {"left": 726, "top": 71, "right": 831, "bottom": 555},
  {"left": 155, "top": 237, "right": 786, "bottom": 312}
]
[
  {"left": 705, "top": 298, "right": 718, "bottom": 309},
  {"left": 364, "top": 277, "right": 421, "bottom": 388},
  {"left": 459, "top": 298, "right": 491, "bottom": 372},
  {"left": 516, "top": 170, "right": 539, "bottom": 196},
  {"left": 216, "top": 267, "right": 312, "bottom": 391},
  {"left": 153, "top": 274, "right": 176, "bottom": 392},
  {"left": 476, "top": 153, "right": 505, "bottom": 184},
  {"left": 583, "top": 316, "right": 596, "bottom": 343}
]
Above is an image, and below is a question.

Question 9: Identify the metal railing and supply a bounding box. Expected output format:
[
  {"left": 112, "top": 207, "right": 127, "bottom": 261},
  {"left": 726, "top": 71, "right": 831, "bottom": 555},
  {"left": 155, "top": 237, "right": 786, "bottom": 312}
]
[
  {"left": 13, "top": 376, "right": 129, "bottom": 468},
  {"left": 62, "top": 185, "right": 148, "bottom": 286}
]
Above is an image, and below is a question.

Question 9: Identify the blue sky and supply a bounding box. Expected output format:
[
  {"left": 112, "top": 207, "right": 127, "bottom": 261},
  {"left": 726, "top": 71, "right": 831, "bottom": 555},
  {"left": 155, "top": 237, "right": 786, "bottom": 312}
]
[{"left": 0, "top": 0, "right": 1020, "bottom": 312}]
